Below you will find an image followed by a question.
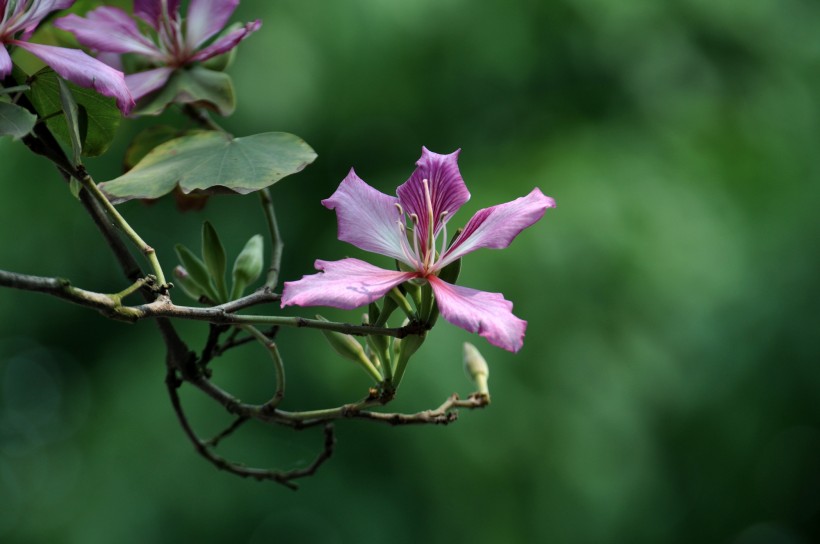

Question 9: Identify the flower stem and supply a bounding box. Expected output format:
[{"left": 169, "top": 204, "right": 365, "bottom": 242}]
[
  {"left": 391, "top": 333, "right": 425, "bottom": 389},
  {"left": 110, "top": 276, "right": 155, "bottom": 303},
  {"left": 389, "top": 288, "right": 416, "bottom": 319},
  {"left": 242, "top": 324, "right": 285, "bottom": 410},
  {"left": 80, "top": 175, "right": 167, "bottom": 286},
  {"left": 276, "top": 398, "right": 381, "bottom": 421},
  {"left": 259, "top": 188, "right": 284, "bottom": 290}
]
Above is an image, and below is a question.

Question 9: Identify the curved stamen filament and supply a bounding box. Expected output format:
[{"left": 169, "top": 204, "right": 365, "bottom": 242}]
[
  {"left": 407, "top": 213, "right": 422, "bottom": 269},
  {"left": 437, "top": 211, "right": 450, "bottom": 269},
  {"left": 422, "top": 179, "right": 436, "bottom": 268},
  {"left": 396, "top": 221, "right": 420, "bottom": 269}
]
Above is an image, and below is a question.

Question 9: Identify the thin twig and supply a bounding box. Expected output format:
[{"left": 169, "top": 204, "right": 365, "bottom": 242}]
[
  {"left": 205, "top": 416, "right": 250, "bottom": 448},
  {"left": 0, "top": 268, "right": 426, "bottom": 337},
  {"left": 214, "top": 326, "right": 278, "bottom": 357},
  {"left": 76, "top": 169, "right": 167, "bottom": 287},
  {"left": 198, "top": 324, "right": 230, "bottom": 370},
  {"left": 259, "top": 188, "right": 284, "bottom": 290},
  {"left": 273, "top": 393, "right": 491, "bottom": 429},
  {"left": 165, "top": 370, "right": 335, "bottom": 490},
  {"left": 241, "top": 324, "right": 286, "bottom": 410}
]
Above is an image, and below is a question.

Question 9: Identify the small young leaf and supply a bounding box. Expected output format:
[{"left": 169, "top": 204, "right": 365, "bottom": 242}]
[
  {"left": 69, "top": 177, "right": 82, "bottom": 200},
  {"left": 0, "top": 102, "right": 36, "bottom": 139},
  {"left": 0, "top": 84, "right": 30, "bottom": 96},
  {"left": 99, "top": 131, "right": 317, "bottom": 203},
  {"left": 230, "top": 234, "right": 264, "bottom": 300},
  {"left": 202, "top": 221, "right": 228, "bottom": 301},
  {"left": 58, "top": 77, "right": 82, "bottom": 164},
  {"left": 175, "top": 244, "right": 220, "bottom": 303}
]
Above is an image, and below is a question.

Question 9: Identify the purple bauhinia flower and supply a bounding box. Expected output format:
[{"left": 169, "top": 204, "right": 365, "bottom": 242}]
[
  {"left": 55, "top": 0, "right": 260, "bottom": 102},
  {"left": 281, "top": 148, "right": 556, "bottom": 353},
  {"left": 0, "top": 0, "right": 133, "bottom": 113}
]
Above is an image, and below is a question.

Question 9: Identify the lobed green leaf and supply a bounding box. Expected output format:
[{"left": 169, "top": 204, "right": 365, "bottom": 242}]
[{"left": 99, "top": 131, "right": 317, "bottom": 203}]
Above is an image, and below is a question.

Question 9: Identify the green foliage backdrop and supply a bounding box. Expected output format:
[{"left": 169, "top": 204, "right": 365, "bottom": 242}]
[{"left": 2, "top": 0, "right": 820, "bottom": 542}]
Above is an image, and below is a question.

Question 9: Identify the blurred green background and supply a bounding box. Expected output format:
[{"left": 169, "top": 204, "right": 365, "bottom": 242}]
[{"left": 3, "top": 0, "right": 820, "bottom": 542}]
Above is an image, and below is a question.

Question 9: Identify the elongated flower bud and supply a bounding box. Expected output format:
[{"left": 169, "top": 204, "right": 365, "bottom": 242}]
[
  {"left": 462, "top": 342, "right": 489, "bottom": 396},
  {"left": 231, "top": 234, "right": 264, "bottom": 299},
  {"left": 392, "top": 331, "right": 425, "bottom": 388},
  {"left": 172, "top": 266, "right": 205, "bottom": 301},
  {"left": 316, "top": 315, "right": 382, "bottom": 382}
]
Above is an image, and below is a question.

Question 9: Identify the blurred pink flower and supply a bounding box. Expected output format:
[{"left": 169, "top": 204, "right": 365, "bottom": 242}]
[
  {"left": 0, "top": 0, "right": 133, "bottom": 113},
  {"left": 55, "top": 0, "right": 260, "bottom": 101}
]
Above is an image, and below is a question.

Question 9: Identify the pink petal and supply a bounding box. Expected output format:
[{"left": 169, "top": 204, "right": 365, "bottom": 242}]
[
  {"left": 428, "top": 276, "right": 526, "bottom": 352},
  {"left": 54, "top": 8, "right": 162, "bottom": 58},
  {"left": 134, "top": 0, "right": 180, "bottom": 29},
  {"left": 281, "top": 258, "right": 416, "bottom": 310},
  {"left": 6, "top": 0, "right": 73, "bottom": 37},
  {"left": 13, "top": 41, "right": 134, "bottom": 114},
  {"left": 321, "top": 169, "right": 412, "bottom": 265},
  {"left": 96, "top": 52, "right": 123, "bottom": 71},
  {"left": 185, "top": 0, "right": 238, "bottom": 50},
  {"left": 396, "top": 147, "right": 471, "bottom": 250},
  {"left": 125, "top": 66, "right": 173, "bottom": 101},
  {"left": 189, "top": 20, "right": 261, "bottom": 63},
  {"left": 438, "top": 188, "right": 556, "bottom": 269},
  {"left": 0, "top": 46, "right": 11, "bottom": 79}
]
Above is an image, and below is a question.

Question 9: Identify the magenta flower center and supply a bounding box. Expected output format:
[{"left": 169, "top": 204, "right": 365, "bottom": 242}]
[
  {"left": 395, "top": 178, "right": 451, "bottom": 277},
  {"left": 155, "top": 7, "right": 192, "bottom": 66}
]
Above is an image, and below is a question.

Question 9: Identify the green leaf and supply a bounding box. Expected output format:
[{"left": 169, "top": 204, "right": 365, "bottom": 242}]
[
  {"left": 123, "top": 125, "right": 198, "bottom": 171},
  {"left": 231, "top": 234, "right": 264, "bottom": 300},
  {"left": 134, "top": 66, "right": 235, "bottom": 116},
  {"left": 58, "top": 78, "right": 82, "bottom": 164},
  {"left": 99, "top": 131, "right": 317, "bottom": 203},
  {"left": 174, "top": 244, "right": 220, "bottom": 303},
  {"left": 26, "top": 68, "right": 120, "bottom": 157},
  {"left": 0, "top": 102, "right": 36, "bottom": 140},
  {"left": 202, "top": 221, "right": 228, "bottom": 301}
]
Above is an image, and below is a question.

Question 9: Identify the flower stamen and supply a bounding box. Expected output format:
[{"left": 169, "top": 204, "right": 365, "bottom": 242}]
[
  {"left": 396, "top": 220, "right": 420, "bottom": 269},
  {"left": 422, "top": 178, "right": 436, "bottom": 268},
  {"left": 438, "top": 211, "right": 450, "bottom": 268}
]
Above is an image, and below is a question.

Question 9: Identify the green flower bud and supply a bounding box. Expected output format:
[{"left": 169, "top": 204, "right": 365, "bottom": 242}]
[
  {"left": 462, "top": 342, "right": 489, "bottom": 396},
  {"left": 172, "top": 266, "right": 204, "bottom": 301},
  {"left": 392, "top": 331, "right": 426, "bottom": 388},
  {"left": 316, "top": 315, "right": 382, "bottom": 383},
  {"left": 231, "top": 234, "right": 264, "bottom": 299},
  {"left": 175, "top": 244, "right": 219, "bottom": 302}
]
